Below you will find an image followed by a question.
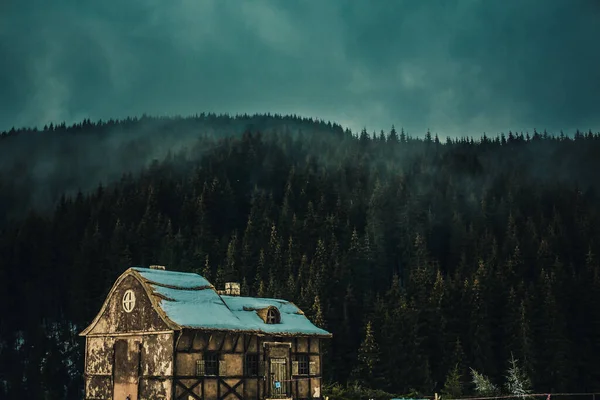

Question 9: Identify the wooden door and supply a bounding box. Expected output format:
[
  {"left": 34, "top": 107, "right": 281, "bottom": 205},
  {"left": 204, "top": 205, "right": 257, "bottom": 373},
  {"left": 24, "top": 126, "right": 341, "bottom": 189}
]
[
  {"left": 269, "top": 358, "right": 288, "bottom": 398},
  {"left": 113, "top": 340, "right": 140, "bottom": 400}
]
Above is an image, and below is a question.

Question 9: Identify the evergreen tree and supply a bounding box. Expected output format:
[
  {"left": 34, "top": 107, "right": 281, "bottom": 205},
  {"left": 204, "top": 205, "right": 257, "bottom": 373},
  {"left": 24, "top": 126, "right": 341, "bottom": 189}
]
[
  {"left": 504, "top": 354, "right": 532, "bottom": 397},
  {"left": 470, "top": 368, "right": 499, "bottom": 397},
  {"left": 311, "top": 295, "right": 326, "bottom": 329},
  {"left": 351, "top": 321, "right": 381, "bottom": 388},
  {"left": 441, "top": 364, "right": 463, "bottom": 399},
  {"left": 388, "top": 125, "right": 399, "bottom": 143}
]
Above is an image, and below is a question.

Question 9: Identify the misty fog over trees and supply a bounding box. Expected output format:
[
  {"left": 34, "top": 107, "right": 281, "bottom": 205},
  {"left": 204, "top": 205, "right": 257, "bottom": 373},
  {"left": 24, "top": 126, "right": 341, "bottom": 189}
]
[{"left": 1, "top": 113, "right": 600, "bottom": 399}]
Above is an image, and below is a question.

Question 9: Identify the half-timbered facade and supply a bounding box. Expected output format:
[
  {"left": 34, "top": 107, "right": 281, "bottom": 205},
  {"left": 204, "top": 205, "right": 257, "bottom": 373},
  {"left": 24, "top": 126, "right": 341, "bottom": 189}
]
[{"left": 80, "top": 266, "right": 331, "bottom": 400}]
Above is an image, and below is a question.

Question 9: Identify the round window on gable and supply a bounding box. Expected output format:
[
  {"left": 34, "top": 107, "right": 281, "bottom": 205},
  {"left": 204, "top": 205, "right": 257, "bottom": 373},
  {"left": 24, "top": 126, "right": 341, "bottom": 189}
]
[
  {"left": 122, "top": 289, "right": 136, "bottom": 313},
  {"left": 266, "top": 307, "right": 280, "bottom": 324}
]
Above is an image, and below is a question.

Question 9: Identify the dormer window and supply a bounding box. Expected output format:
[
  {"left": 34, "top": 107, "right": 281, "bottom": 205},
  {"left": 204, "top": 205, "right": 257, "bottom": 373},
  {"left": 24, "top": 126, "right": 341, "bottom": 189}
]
[{"left": 266, "top": 307, "right": 280, "bottom": 324}]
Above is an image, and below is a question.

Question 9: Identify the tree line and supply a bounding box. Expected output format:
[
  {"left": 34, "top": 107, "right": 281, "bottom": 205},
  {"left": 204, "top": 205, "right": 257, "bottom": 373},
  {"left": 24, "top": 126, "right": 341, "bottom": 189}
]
[{"left": 0, "top": 115, "right": 600, "bottom": 399}]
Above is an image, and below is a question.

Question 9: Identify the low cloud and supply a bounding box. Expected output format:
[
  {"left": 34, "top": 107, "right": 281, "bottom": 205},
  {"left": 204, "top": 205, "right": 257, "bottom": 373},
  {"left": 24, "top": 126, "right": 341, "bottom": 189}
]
[{"left": 1, "top": 0, "right": 599, "bottom": 136}]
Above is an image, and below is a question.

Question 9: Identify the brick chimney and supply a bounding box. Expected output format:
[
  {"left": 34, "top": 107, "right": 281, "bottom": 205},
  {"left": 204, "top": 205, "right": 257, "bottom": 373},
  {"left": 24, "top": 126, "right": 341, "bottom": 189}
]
[
  {"left": 149, "top": 265, "right": 166, "bottom": 270},
  {"left": 218, "top": 282, "right": 240, "bottom": 296}
]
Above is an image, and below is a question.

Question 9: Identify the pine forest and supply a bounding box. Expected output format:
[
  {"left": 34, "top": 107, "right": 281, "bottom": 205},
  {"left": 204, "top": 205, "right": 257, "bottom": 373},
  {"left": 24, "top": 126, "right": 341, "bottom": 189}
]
[{"left": 1, "top": 114, "right": 600, "bottom": 399}]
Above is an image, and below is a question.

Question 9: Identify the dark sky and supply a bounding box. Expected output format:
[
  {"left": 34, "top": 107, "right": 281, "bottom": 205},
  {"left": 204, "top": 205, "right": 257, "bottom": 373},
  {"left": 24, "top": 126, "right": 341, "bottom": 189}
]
[{"left": 1, "top": 0, "right": 599, "bottom": 136}]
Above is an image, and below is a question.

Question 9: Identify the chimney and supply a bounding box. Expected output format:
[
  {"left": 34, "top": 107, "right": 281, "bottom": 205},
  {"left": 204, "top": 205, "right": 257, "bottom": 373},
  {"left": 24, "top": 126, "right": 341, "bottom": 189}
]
[
  {"left": 218, "top": 282, "right": 241, "bottom": 296},
  {"left": 226, "top": 282, "right": 240, "bottom": 296},
  {"left": 149, "top": 265, "right": 166, "bottom": 270}
]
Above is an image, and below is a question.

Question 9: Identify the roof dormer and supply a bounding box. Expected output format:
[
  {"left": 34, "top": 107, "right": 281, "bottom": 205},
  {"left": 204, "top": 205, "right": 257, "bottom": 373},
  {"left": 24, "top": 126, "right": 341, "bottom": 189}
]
[{"left": 257, "top": 306, "right": 281, "bottom": 324}]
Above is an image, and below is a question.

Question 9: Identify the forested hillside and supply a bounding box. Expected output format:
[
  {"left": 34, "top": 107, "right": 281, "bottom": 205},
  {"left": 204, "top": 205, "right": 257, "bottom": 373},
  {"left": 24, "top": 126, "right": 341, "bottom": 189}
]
[{"left": 1, "top": 114, "right": 600, "bottom": 399}]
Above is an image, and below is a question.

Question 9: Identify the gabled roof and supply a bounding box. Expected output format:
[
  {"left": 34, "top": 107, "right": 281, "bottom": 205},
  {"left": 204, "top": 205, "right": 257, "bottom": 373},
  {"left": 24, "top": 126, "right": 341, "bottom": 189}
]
[{"left": 80, "top": 267, "right": 331, "bottom": 338}]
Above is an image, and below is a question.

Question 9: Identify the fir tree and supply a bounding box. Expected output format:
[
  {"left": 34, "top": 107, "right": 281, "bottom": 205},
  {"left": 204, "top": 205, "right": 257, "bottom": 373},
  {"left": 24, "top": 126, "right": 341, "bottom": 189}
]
[
  {"left": 504, "top": 354, "right": 532, "bottom": 397},
  {"left": 470, "top": 368, "right": 499, "bottom": 397},
  {"left": 441, "top": 364, "right": 463, "bottom": 399},
  {"left": 311, "top": 295, "right": 326, "bottom": 329},
  {"left": 352, "top": 321, "right": 381, "bottom": 388}
]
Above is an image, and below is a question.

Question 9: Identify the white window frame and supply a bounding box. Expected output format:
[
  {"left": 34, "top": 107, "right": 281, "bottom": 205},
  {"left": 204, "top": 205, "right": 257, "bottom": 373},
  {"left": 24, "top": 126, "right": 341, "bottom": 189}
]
[{"left": 122, "top": 289, "right": 136, "bottom": 313}]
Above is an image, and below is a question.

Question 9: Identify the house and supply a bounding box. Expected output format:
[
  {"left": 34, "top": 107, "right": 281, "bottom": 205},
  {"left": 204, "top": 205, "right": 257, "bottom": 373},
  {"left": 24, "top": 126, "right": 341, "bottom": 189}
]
[{"left": 80, "top": 265, "right": 332, "bottom": 400}]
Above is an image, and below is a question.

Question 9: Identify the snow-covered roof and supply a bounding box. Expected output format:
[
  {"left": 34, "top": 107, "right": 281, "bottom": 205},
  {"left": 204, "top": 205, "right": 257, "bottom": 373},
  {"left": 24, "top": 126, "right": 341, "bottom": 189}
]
[
  {"left": 133, "top": 267, "right": 212, "bottom": 289},
  {"left": 222, "top": 295, "right": 330, "bottom": 336},
  {"left": 130, "top": 267, "right": 331, "bottom": 337}
]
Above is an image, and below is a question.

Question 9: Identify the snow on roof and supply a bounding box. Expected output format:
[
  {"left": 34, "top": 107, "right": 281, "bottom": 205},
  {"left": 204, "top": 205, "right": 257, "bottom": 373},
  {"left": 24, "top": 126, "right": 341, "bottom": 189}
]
[
  {"left": 151, "top": 286, "right": 245, "bottom": 330},
  {"left": 132, "top": 267, "right": 211, "bottom": 289},
  {"left": 222, "top": 295, "right": 331, "bottom": 336},
  {"left": 130, "top": 267, "right": 331, "bottom": 337}
]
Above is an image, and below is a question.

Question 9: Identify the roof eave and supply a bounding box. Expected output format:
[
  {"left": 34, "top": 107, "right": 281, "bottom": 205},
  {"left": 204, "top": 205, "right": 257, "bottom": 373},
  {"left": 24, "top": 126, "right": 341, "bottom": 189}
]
[{"left": 176, "top": 325, "right": 332, "bottom": 338}]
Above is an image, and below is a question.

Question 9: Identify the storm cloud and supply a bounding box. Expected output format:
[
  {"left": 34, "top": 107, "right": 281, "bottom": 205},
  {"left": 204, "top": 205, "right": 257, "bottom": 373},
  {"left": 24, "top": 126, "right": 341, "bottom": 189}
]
[{"left": 1, "top": 0, "right": 599, "bottom": 136}]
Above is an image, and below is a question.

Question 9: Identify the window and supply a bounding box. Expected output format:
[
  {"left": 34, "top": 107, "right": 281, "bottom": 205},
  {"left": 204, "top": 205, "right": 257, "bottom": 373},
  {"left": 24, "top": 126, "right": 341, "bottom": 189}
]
[
  {"left": 298, "top": 354, "right": 309, "bottom": 375},
  {"left": 198, "top": 352, "right": 219, "bottom": 376},
  {"left": 122, "top": 290, "right": 136, "bottom": 313},
  {"left": 266, "top": 307, "right": 280, "bottom": 324},
  {"left": 295, "top": 354, "right": 309, "bottom": 375},
  {"left": 245, "top": 354, "right": 259, "bottom": 376}
]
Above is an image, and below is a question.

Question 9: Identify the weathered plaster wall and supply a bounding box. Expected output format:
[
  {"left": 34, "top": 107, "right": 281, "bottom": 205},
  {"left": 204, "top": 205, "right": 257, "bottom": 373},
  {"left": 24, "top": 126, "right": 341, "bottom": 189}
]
[
  {"left": 87, "top": 275, "right": 170, "bottom": 335},
  {"left": 310, "top": 338, "right": 320, "bottom": 354},
  {"left": 142, "top": 333, "right": 174, "bottom": 376},
  {"left": 85, "top": 375, "right": 112, "bottom": 400},
  {"left": 244, "top": 379, "right": 259, "bottom": 399},
  {"left": 296, "top": 337, "right": 309, "bottom": 353},
  {"left": 87, "top": 336, "right": 114, "bottom": 376},
  {"left": 84, "top": 273, "right": 174, "bottom": 400},
  {"left": 139, "top": 379, "right": 171, "bottom": 400},
  {"left": 85, "top": 333, "right": 174, "bottom": 400}
]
